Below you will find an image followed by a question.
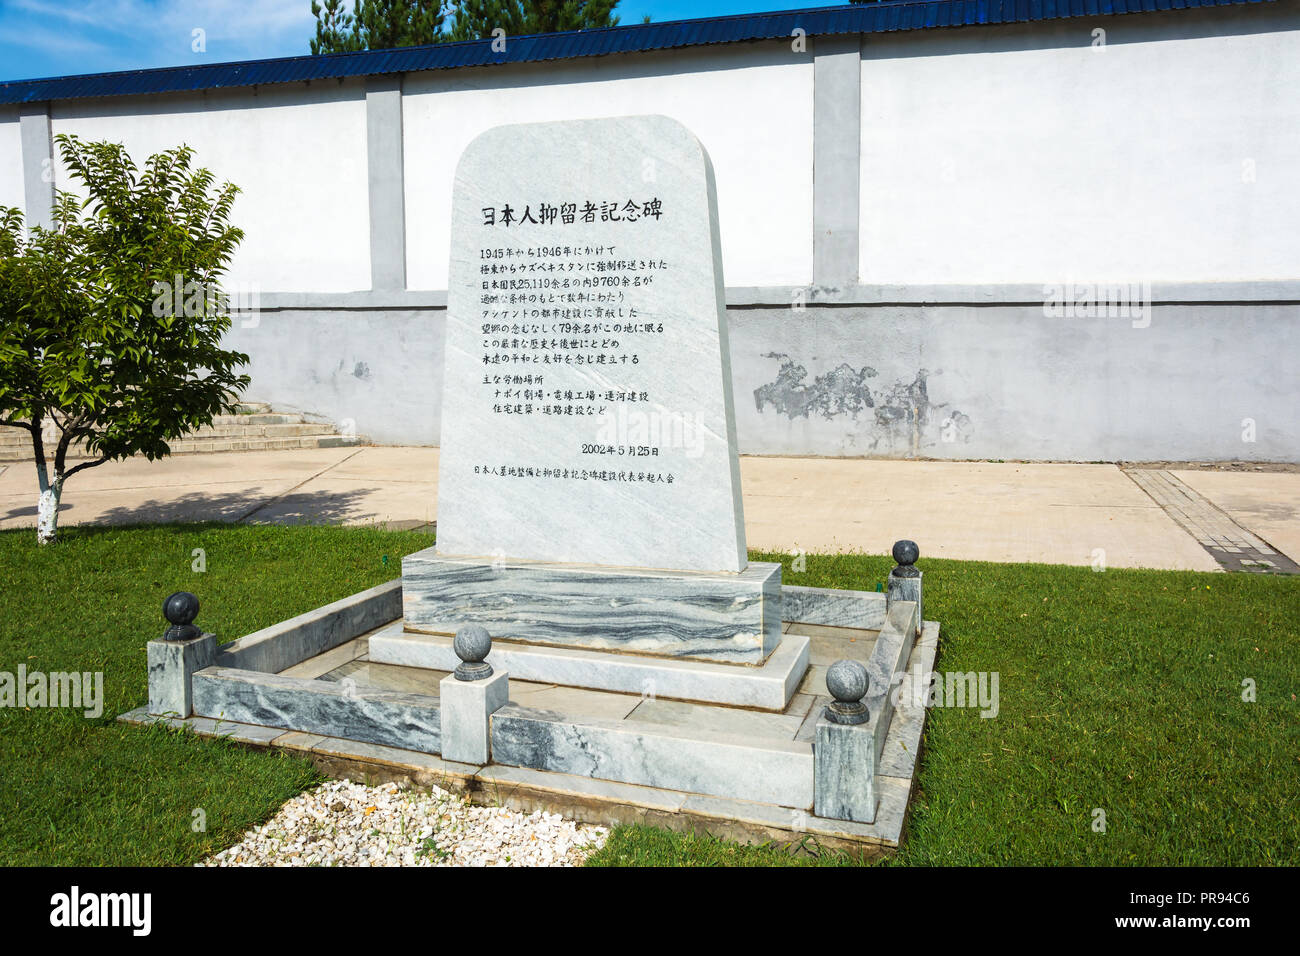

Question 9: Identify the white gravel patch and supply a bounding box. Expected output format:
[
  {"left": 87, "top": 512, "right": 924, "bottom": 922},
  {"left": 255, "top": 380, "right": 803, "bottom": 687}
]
[{"left": 199, "top": 779, "right": 608, "bottom": 867}]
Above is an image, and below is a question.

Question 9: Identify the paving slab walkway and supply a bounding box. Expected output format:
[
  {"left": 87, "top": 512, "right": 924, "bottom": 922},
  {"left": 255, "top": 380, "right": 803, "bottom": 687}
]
[
  {"left": 2, "top": 447, "right": 1297, "bottom": 572},
  {"left": 1169, "top": 469, "right": 1300, "bottom": 571},
  {"left": 1124, "top": 469, "right": 1300, "bottom": 573}
]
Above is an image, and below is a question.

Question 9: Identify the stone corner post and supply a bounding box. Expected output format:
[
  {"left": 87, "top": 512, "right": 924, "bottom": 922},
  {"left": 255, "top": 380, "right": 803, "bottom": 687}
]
[
  {"left": 814, "top": 658, "right": 877, "bottom": 824},
  {"left": 438, "top": 624, "right": 509, "bottom": 765},
  {"left": 886, "top": 539, "right": 923, "bottom": 633},
  {"left": 147, "top": 591, "right": 216, "bottom": 717}
]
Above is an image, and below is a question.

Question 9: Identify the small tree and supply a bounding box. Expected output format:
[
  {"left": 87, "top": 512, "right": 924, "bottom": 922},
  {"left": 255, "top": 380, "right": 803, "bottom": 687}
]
[{"left": 0, "top": 135, "right": 250, "bottom": 544}]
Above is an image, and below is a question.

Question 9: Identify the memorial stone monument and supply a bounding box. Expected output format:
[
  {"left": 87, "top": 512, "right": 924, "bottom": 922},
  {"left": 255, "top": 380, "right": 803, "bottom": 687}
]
[
  {"left": 138, "top": 115, "right": 934, "bottom": 844},
  {"left": 399, "top": 115, "right": 784, "bottom": 668}
]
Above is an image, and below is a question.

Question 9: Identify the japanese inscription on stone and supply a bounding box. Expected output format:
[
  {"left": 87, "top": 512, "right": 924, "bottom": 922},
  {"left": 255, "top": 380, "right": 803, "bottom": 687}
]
[{"left": 435, "top": 115, "right": 747, "bottom": 573}]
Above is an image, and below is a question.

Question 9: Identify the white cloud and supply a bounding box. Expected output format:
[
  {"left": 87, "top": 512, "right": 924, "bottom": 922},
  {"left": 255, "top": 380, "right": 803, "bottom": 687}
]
[
  {"left": 4, "top": 0, "right": 317, "bottom": 77},
  {"left": 0, "top": 22, "right": 114, "bottom": 57}
]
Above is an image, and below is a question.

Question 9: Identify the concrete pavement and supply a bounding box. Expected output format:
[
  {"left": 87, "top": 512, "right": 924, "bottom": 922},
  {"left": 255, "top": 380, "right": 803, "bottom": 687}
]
[{"left": 2, "top": 447, "right": 1297, "bottom": 571}]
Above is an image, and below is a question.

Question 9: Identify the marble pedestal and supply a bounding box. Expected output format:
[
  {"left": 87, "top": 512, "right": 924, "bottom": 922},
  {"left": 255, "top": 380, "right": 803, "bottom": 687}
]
[
  {"left": 439, "top": 670, "right": 509, "bottom": 765},
  {"left": 147, "top": 633, "right": 216, "bottom": 717},
  {"left": 402, "top": 548, "right": 782, "bottom": 665},
  {"left": 124, "top": 575, "right": 938, "bottom": 845},
  {"left": 887, "top": 569, "right": 923, "bottom": 636}
]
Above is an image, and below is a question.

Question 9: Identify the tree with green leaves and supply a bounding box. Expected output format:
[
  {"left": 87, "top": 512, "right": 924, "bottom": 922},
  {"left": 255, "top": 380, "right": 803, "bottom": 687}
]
[
  {"left": 445, "top": 0, "right": 620, "bottom": 41},
  {"left": 0, "top": 135, "right": 250, "bottom": 544},
  {"left": 310, "top": 0, "right": 621, "bottom": 53},
  {"left": 311, "top": 0, "right": 449, "bottom": 54}
]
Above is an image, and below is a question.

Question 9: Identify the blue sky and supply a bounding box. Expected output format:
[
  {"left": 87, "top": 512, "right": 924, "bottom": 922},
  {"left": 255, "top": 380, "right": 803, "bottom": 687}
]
[{"left": 0, "top": 0, "right": 842, "bottom": 82}]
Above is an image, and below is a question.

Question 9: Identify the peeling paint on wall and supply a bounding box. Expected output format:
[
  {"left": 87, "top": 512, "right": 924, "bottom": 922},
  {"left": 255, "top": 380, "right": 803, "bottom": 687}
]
[
  {"left": 753, "top": 353, "right": 877, "bottom": 420},
  {"left": 753, "top": 354, "right": 973, "bottom": 457}
]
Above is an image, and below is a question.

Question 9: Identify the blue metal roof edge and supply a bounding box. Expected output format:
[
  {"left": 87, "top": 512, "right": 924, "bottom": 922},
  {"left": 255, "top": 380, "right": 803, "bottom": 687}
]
[{"left": 0, "top": 0, "right": 1275, "bottom": 105}]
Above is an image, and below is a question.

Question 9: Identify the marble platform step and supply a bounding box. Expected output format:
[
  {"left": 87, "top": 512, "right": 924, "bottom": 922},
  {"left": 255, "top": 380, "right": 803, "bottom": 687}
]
[
  {"left": 857, "top": 599, "right": 919, "bottom": 760},
  {"left": 135, "top": 560, "right": 937, "bottom": 847},
  {"left": 121, "top": 620, "right": 939, "bottom": 853},
  {"left": 490, "top": 703, "right": 815, "bottom": 808},
  {"left": 155, "top": 603, "right": 936, "bottom": 844},
  {"left": 368, "top": 620, "right": 810, "bottom": 711},
  {"left": 192, "top": 665, "right": 443, "bottom": 754},
  {"left": 401, "top": 549, "right": 783, "bottom": 665}
]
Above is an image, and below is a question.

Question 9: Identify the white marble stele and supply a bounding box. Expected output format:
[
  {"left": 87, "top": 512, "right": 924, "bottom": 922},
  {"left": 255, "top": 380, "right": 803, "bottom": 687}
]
[{"left": 435, "top": 114, "right": 747, "bottom": 573}]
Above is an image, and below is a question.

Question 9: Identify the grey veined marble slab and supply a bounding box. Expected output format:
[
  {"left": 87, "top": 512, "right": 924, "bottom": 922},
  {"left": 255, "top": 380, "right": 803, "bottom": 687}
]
[
  {"left": 402, "top": 549, "right": 781, "bottom": 664},
  {"left": 216, "top": 579, "right": 401, "bottom": 675},
  {"left": 436, "top": 115, "right": 747, "bottom": 573},
  {"left": 491, "top": 704, "right": 814, "bottom": 808},
  {"left": 191, "top": 667, "right": 442, "bottom": 755},
  {"left": 811, "top": 602, "right": 920, "bottom": 825},
  {"left": 782, "top": 584, "right": 886, "bottom": 630}
]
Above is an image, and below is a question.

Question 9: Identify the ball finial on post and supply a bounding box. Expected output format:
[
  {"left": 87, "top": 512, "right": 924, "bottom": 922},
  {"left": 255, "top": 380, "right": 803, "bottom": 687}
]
[
  {"left": 824, "top": 659, "right": 870, "bottom": 725},
  {"left": 453, "top": 624, "right": 494, "bottom": 681},
  {"left": 162, "top": 591, "right": 202, "bottom": 641},
  {"left": 891, "top": 539, "right": 920, "bottom": 577},
  {"left": 887, "top": 539, "right": 924, "bottom": 634}
]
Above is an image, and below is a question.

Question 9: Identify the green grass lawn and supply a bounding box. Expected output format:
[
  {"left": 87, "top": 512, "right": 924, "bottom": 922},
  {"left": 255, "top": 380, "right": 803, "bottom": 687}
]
[
  {"left": 590, "top": 551, "right": 1300, "bottom": 866},
  {"left": 0, "top": 522, "right": 431, "bottom": 866},
  {"left": 1, "top": 525, "right": 1296, "bottom": 866}
]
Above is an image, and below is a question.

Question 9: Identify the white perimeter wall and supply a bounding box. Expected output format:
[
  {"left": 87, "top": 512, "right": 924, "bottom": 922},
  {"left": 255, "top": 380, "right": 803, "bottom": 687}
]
[
  {"left": 48, "top": 82, "right": 371, "bottom": 291},
  {"left": 402, "top": 42, "right": 815, "bottom": 290},
  {"left": 9, "top": 11, "right": 1297, "bottom": 294},
  {"left": 860, "top": 20, "right": 1300, "bottom": 284},
  {"left": 0, "top": 110, "right": 24, "bottom": 215}
]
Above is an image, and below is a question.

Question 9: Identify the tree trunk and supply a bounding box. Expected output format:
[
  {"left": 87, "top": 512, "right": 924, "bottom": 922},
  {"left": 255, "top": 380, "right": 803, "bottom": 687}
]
[
  {"left": 37, "top": 476, "right": 62, "bottom": 544},
  {"left": 30, "top": 416, "right": 60, "bottom": 545}
]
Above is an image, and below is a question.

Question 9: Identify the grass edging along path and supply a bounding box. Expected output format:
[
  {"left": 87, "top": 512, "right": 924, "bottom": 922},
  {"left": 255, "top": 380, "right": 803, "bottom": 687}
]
[{"left": 1, "top": 526, "right": 1296, "bottom": 866}]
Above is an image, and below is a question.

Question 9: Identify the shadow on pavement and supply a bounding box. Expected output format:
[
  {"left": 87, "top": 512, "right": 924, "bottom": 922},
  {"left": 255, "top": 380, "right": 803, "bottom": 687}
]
[{"left": 79, "top": 487, "right": 385, "bottom": 527}]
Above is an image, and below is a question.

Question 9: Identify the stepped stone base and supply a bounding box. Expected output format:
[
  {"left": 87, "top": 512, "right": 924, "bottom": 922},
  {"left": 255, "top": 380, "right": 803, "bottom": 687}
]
[
  {"left": 402, "top": 549, "right": 783, "bottom": 665},
  {"left": 130, "top": 577, "right": 937, "bottom": 852},
  {"left": 368, "top": 623, "right": 810, "bottom": 711}
]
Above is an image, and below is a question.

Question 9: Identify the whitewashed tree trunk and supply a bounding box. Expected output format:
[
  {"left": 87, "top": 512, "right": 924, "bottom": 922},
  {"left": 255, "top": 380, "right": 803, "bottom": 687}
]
[{"left": 37, "top": 477, "right": 62, "bottom": 545}]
